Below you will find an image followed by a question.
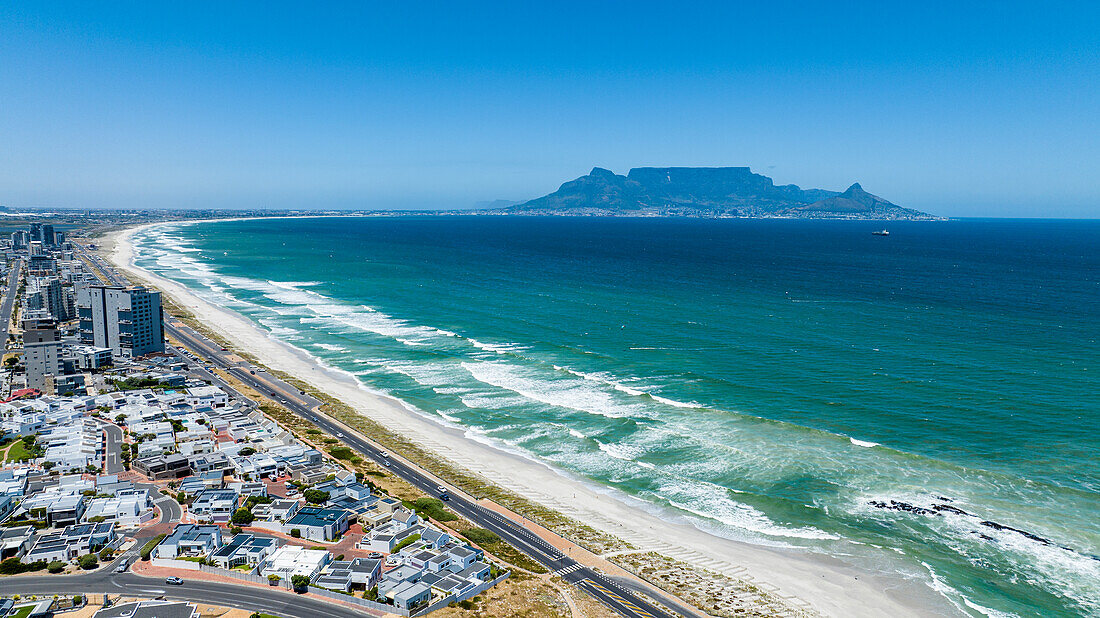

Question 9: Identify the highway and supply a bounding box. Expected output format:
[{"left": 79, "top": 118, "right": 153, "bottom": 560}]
[
  {"left": 76, "top": 243, "right": 681, "bottom": 618},
  {"left": 0, "top": 259, "right": 21, "bottom": 345}
]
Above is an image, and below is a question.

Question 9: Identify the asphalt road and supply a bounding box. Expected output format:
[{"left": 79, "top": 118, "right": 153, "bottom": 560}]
[
  {"left": 78, "top": 243, "right": 680, "bottom": 618},
  {"left": 0, "top": 259, "right": 21, "bottom": 344},
  {"left": 98, "top": 419, "right": 125, "bottom": 474},
  {"left": 3, "top": 571, "right": 373, "bottom": 618}
]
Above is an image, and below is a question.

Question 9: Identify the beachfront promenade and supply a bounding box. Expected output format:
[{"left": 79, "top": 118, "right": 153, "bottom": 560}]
[{"left": 76, "top": 242, "right": 682, "bottom": 618}]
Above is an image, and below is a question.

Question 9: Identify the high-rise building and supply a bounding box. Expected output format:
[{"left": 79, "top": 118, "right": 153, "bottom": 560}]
[
  {"left": 77, "top": 285, "right": 165, "bottom": 357},
  {"left": 25, "top": 339, "right": 63, "bottom": 390},
  {"left": 28, "top": 222, "right": 42, "bottom": 243},
  {"left": 9, "top": 231, "right": 27, "bottom": 249},
  {"left": 41, "top": 278, "right": 67, "bottom": 321},
  {"left": 41, "top": 224, "right": 56, "bottom": 246}
]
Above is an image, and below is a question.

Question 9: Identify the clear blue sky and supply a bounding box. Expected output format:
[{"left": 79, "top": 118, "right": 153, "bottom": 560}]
[{"left": 2, "top": 2, "right": 1098, "bottom": 216}]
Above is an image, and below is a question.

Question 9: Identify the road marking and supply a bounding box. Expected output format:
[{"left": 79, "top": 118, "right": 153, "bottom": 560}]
[
  {"left": 553, "top": 563, "right": 585, "bottom": 577},
  {"left": 584, "top": 580, "right": 657, "bottom": 618}
]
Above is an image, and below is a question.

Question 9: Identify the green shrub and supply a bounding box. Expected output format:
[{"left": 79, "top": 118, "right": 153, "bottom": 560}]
[
  {"left": 290, "top": 574, "right": 311, "bottom": 591},
  {"left": 410, "top": 497, "right": 457, "bottom": 522},
  {"left": 392, "top": 534, "right": 420, "bottom": 553},
  {"left": 231, "top": 507, "right": 255, "bottom": 525},
  {"left": 289, "top": 528, "right": 301, "bottom": 538},
  {"left": 140, "top": 533, "right": 167, "bottom": 560},
  {"left": 329, "top": 446, "right": 354, "bottom": 460},
  {"left": 0, "top": 557, "right": 46, "bottom": 574},
  {"left": 78, "top": 554, "right": 98, "bottom": 570},
  {"left": 47, "top": 560, "right": 65, "bottom": 574},
  {"left": 461, "top": 528, "right": 501, "bottom": 545},
  {"left": 303, "top": 489, "right": 329, "bottom": 505}
]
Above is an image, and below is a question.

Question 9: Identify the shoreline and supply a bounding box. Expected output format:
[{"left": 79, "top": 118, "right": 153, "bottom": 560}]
[{"left": 101, "top": 219, "right": 958, "bottom": 617}]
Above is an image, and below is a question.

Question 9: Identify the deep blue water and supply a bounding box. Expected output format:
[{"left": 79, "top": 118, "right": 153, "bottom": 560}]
[{"left": 133, "top": 217, "right": 1100, "bottom": 616}]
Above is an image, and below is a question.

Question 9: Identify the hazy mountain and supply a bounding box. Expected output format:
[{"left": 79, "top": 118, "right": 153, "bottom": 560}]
[{"left": 496, "top": 167, "right": 938, "bottom": 219}]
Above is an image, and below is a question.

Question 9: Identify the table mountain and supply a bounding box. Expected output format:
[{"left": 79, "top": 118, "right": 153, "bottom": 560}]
[{"left": 498, "top": 167, "right": 937, "bottom": 219}]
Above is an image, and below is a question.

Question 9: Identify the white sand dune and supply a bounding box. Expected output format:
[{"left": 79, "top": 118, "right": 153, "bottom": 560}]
[{"left": 103, "top": 220, "right": 956, "bottom": 618}]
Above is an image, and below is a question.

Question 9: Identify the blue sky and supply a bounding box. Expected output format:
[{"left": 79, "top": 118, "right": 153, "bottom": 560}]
[{"left": 1, "top": 2, "right": 1098, "bottom": 216}]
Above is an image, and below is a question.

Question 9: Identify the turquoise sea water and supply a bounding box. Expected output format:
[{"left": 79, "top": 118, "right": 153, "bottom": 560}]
[{"left": 132, "top": 217, "right": 1099, "bottom": 616}]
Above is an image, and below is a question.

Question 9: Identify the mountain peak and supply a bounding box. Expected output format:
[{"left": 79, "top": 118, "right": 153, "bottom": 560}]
[{"left": 501, "top": 166, "right": 938, "bottom": 219}]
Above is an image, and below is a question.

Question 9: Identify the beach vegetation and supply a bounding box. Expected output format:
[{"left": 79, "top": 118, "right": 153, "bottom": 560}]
[{"left": 407, "top": 497, "right": 457, "bottom": 522}]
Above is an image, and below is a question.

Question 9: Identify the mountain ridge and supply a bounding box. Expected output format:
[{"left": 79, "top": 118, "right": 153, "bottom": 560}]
[{"left": 495, "top": 167, "right": 938, "bottom": 219}]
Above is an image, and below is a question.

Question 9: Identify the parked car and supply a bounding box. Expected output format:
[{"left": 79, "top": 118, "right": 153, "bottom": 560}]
[{"left": 166, "top": 576, "right": 184, "bottom": 585}]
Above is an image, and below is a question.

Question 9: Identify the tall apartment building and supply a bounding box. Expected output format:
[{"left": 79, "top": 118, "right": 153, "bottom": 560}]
[
  {"left": 28, "top": 277, "right": 69, "bottom": 321},
  {"left": 77, "top": 285, "right": 165, "bottom": 357},
  {"left": 25, "top": 328, "right": 63, "bottom": 390}
]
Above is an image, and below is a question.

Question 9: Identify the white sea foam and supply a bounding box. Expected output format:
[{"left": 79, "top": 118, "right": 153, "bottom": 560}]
[
  {"left": 552, "top": 365, "right": 700, "bottom": 408},
  {"left": 850, "top": 438, "right": 879, "bottom": 448},
  {"left": 656, "top": 477, "right": 840, "bottom": 541},
  {"left": 467, "top": 338, "right": 526, "bottom": 355},
  {"left": 461, "top": 361, "right": 648, "bottom": 419},
  {"left": 314, "top": 343, "right": 348, "bottom": 352},
  {"left": 595, "top": 439, "right": 645, "bottom": 462}
]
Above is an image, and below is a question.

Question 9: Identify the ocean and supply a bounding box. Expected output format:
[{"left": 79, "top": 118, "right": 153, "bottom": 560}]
[{"left": 131, "top": 216, "right": 1099, "bottom": 617}]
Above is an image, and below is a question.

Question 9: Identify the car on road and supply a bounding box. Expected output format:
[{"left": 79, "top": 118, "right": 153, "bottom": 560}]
[
  {"left": 437, "top": 485, "right": 450, "bottom": 500},
  {"left": 336, "top": 432, "right": 345, "bottom": 438},
  {"left": 250, "top": 370, "right": 256, "bottom": 374},
  {"left": 114, "top": 559, "right": 129, "bottom": 573},
  {"left": 166, "top": 576, "right": 184, "bottom": 585}
]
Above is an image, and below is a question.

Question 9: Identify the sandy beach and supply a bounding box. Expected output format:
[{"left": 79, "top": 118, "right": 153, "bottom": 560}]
[{"left": 101, "top": 220, "right": 956, "bottom": 618}]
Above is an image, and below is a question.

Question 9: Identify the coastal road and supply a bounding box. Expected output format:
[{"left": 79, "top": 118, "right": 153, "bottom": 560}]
[
  {"left": 2, "top": 572, "right": 372, "bottom": 618},
  {"left": 80, "top": 243, "right": 681, "bottom": 618},
  {"left": 0, "top": 258, "right": 21, "bottom": 344}
]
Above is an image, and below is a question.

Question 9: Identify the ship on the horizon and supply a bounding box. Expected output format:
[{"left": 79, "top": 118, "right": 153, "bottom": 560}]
[{"left": 872, "top": 229, "right": 890, "bottom": 236}]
